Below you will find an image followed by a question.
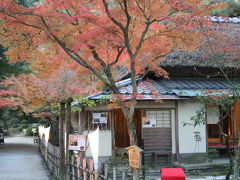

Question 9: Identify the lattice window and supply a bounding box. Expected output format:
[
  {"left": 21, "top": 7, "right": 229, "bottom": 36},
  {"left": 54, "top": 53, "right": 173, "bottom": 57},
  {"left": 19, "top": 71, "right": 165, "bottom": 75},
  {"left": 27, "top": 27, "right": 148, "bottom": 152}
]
[{"left": 145, "top": 110, "right": 171, "bottom": 128}]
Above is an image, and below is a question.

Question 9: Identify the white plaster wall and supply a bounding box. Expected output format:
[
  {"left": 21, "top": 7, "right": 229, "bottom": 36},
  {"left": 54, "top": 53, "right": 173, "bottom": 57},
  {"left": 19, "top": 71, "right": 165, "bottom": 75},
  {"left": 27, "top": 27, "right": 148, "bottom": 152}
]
[
  {"left": 178, "top": 100, "right": 206, "bottom": 154},
  {"left": 83, "top": 130, "right": 112, "bottom": 157}
]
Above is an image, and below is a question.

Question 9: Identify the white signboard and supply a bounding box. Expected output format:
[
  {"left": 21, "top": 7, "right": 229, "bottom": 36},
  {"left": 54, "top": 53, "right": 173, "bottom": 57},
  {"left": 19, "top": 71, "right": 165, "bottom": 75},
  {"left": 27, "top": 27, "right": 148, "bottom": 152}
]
[
  {"left": 69, "top": 134, "right": 86, "bottom": 151},
  {"left": 92, "top": 112, "right": 107, "bottom": 124},
  {"left": 88, "top": 127, "right": 99, "bottom": 170},
  {"left": 142, "top": 117, "right": 156, "bottom": 128}
]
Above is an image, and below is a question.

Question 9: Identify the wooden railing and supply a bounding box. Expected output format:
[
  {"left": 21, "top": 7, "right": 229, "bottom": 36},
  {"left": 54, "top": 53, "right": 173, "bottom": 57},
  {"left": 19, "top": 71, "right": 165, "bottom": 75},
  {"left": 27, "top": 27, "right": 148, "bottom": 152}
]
[{"left": 39, "top": 139, "right": 131, "bottom": 179}]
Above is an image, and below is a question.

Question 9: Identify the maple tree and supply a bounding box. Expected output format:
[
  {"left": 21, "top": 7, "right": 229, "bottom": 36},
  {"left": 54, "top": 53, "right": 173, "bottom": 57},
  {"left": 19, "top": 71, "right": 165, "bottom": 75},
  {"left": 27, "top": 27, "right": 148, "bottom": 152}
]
[
  {"left": 0, "top": 90, "right": 17, "bottom": 107},
  {"left": 0, "top": 0, "right": 224, "bottom": 158},
  {"left": 2, "top": 66, "right": 95, "bottom": 116}
]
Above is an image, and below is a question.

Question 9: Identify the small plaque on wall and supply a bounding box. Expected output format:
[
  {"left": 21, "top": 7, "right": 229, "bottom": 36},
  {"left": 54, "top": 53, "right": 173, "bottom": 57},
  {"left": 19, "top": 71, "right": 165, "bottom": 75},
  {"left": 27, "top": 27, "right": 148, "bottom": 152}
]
[{"left": 142, "top": 117, "right": 156, "bottom": 128}]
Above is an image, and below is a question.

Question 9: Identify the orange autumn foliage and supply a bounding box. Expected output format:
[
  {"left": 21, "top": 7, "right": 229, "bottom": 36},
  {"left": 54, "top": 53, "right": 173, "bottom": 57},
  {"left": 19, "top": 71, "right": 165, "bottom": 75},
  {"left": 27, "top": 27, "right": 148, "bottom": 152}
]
[{"left": 0, "top": 0, "right": 223, "bottom": 89}]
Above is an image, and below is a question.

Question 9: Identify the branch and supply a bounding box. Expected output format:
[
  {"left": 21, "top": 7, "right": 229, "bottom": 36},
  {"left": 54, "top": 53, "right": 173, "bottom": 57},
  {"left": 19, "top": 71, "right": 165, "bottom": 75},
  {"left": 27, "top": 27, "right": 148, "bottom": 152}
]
[
  {"left": 0, "top": 10, "right": 44, "bottom": 30},
  {"left": 88, "top": 45, "right": 119, "bottom": 93},
  {"left": 102, "top": 0, "right": 125, "bottom": 31},
  {"left": 109, "top": 47, "right": 124, "bottom": 67}
]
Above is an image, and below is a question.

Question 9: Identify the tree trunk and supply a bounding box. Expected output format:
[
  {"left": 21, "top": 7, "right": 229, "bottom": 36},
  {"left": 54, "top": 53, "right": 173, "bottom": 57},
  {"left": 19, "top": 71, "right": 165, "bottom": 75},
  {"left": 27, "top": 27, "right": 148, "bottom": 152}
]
[
  {"left": 59, "top": 101, "right": 66, "bottom": 180},
  {"left": 66, "top": 98, "right": 73, "bottom": 180},
  {"left": 233, "top": 138, "right": 240, "bottom": 180},
  {"left": 122, "top": 103, "right": 140, "bottom": 180},
  {"left": 122, "top": 106, "right": 138, "bottom": 146}
]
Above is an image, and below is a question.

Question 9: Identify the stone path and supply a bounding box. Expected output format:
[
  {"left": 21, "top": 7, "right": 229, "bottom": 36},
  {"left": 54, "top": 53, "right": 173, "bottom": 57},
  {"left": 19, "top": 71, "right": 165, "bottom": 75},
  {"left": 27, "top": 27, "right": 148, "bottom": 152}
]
[{"left": 0, "top": 136, "right": 49, "bottom": 180}]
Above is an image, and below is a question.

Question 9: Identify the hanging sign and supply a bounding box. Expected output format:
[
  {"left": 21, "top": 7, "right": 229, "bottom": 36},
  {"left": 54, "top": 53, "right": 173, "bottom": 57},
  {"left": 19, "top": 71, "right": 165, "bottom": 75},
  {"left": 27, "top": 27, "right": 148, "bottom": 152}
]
[
  {"left": 69, "top": 134, "right": 86, "bottom": 151},
  {"left": 88, "top": 127, "right": 100, "bottom": 170},
  {"left": 92, "top": 112, "right": 107, "bottom": 124}
]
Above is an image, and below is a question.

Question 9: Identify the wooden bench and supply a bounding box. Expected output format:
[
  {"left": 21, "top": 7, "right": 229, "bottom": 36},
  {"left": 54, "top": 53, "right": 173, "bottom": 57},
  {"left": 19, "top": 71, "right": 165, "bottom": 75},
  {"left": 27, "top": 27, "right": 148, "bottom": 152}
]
[{"left": 152, "top": 151, "right": 171, "bottom": 167}]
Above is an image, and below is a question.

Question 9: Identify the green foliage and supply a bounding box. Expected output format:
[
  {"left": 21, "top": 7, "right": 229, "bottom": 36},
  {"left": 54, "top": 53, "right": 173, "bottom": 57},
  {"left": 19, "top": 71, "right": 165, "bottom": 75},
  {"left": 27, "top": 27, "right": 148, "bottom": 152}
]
[
  {"left": 194, "top": 131, "right": 202, "bottom": 142},
  {"left": 38, "top": 118, "right": 47, "bottom": 125},
  {"left": 188, "top": 170, "right": 200, "bottom": 176},
  {"left": 208, "top": 149, "right": 220, "bottom": 159},
  {"left": 212, "top": 0, "right": 240, "bottom": 17},
  {"left": 0, "top": 45, "right": 30, "bottom": 81},
  {"left": 12, "top": 124, "right": 19, "bottom": 128},
  {"left": 105, "top": 150, "right": 129, "bottom": 170},
  {"left": 26, "top": 126, "right": 38, "bottom": 136},
  {"left": 20, "top": 120, "right": 29, "bottom": 124},
  {"left": 17, "top": 127, "right": 23, "bottom": 132},
  {"left": 21, "top": 124, "right": 28, "bottom": 129},
  {"left": 9, "top": 118, "right": 20, "bottom": 125},
  {"left": 183, "top": 106, "right": 207, "bottom": 127},
  {"left": 3, "top": 130, "right": 10, "bottom": 136}
]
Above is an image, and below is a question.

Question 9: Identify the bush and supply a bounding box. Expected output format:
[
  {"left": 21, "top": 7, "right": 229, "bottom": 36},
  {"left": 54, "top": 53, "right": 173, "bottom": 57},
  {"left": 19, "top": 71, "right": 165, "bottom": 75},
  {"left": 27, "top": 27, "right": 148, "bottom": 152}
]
[
  {"left": 26, "top": 127, "right": 38, "bottom": 136},
  {"left": 12, "top": 124, "right": 19, "bottom": 128},
  {"left": 17, "top": 127, "right": 23, "bottom": 132},
  {"left": 9, "top": 118, "right": 19, "bottom": 126},
  {"left": 3, "top": 130, "right": 10, "bottom": 136},
  {"left": 21, "top": 124, "right": 28, "bottom": 129},
  {"left": 39, "top": 118, "right": 47, "bottom": 125},
  {"left": 212, "top": 0, "right": 240, "bottom": 17},
  {"left": 20, "top": 120, "right": 29, "bottom": 124}
]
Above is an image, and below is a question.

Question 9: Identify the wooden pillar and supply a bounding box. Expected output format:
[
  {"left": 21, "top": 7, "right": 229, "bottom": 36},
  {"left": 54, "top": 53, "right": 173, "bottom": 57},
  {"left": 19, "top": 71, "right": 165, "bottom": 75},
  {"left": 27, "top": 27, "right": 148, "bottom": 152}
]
[
  {"left": 66, "top": 98, "right": 73, "bottom": 180},
  {"left": 78, "top": 109, "right": 87, "bottom": 178},
  {"left": 59, "top": 101, "right": 66, "bottom": 180},
  {"left": 233, "top": 106, "right": 237, "bottom": 144}
]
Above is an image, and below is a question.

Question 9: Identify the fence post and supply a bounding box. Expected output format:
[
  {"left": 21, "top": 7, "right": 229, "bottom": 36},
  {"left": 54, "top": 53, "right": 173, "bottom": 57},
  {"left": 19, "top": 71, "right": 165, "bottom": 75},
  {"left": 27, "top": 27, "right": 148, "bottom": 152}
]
[
  {"left": 59, "top": 101, "right": 66, "bottom": 180},
  {"left": 122, "top": 169, "right": 126, "bottom": 180},
  {"left": 83, "top": 158, "right": 87, "bottom": 180},
  {"left": 113, "top": 166, "right": 117, "bottom": 180},
  {"left": 66, "top": 98, "right": 73, "bottom": 180},
  {"left": 71, "top": 155, "right": 75, "bottom": 180}
]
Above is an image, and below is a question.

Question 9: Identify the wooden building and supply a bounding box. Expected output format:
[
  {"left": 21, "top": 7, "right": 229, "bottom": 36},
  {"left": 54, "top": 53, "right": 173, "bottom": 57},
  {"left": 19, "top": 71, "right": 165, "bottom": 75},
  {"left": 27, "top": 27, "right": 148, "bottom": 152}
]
[{"left": 71, "top": 18, "right": 240, "bottom": 165}]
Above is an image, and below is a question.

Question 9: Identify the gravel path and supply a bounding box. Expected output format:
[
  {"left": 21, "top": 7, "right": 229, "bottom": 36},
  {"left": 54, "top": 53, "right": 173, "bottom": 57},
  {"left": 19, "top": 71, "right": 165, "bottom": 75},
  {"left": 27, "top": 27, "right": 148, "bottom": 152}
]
[{"left": 0, "top": 136, "right": 50, "bottom": 180}]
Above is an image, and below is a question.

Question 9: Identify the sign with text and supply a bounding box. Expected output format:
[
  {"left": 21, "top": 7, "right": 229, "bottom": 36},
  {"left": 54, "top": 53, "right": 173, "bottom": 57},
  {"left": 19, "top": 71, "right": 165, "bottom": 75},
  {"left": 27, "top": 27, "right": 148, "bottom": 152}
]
[
  {"left": 142, "top": 117, "right": 156, "bottom": 128},
  {"left": 69, "top": 134, "right": 86, "bottom": 151},
  {"left": 127, "top": 145, "right": 143, "bottom": 169},
  {"left": 92, "top": 112, "right": 107, "bottom": 124}
]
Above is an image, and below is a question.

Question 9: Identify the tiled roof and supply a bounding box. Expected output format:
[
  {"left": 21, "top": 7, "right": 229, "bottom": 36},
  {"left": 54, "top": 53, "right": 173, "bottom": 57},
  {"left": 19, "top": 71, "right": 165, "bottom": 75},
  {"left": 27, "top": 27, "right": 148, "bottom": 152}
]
[{"left": 86, "top": 78, "right": 240, "bottom": 100}]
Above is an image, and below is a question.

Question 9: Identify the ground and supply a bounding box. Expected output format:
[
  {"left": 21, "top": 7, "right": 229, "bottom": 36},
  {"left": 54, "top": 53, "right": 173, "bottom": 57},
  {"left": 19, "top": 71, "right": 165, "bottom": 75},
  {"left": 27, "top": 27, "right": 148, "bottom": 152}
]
[{"left": 0, "top": 136, "right": 50, "bottom": 180}]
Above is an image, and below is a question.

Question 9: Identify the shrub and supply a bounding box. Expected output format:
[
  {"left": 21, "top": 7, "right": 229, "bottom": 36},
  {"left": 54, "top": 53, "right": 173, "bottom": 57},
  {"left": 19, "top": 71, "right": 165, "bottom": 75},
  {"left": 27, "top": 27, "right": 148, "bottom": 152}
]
[
  {"left": 3, "top": 130, "right": 10, "bottom": 136},
  {"left": 12, "top": 124, "right": 19, "bottom": 128},
  {"left": 26, "top": 127, "right": 38, "bottom": 136},
  {"left": 9, "top": 118, "right": 19, "bottom": 125},
  {"left": 17, "top": 127, "right": 23, "bottom": 132},
  {"left": 212, "top": 0, "right": 240, "bottom": 17},
  {"left": 20, "top": 120, "right": 29, "bottom": 124},
  {"left": 21, "top": 124, "right": 28, "bottom": 129}
]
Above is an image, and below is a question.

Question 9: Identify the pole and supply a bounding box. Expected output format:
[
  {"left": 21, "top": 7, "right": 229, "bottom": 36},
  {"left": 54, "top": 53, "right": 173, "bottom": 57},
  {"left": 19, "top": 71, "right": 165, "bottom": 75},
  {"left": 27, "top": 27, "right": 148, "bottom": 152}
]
[
  {"left": 66, "top": 98, "right": 73, "bottom": 180},
  {"left": 59, "top": 101, "right": 66, "bottom": 180}
]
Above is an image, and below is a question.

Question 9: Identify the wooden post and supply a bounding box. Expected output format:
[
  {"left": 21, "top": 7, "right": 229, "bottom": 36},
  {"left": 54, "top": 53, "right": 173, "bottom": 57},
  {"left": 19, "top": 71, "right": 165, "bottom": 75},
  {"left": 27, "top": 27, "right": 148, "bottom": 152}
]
[
  {"left": 90, "top": 159, "right": 95, "bottom": 180},
  {"left": 83, "top": 158, "right": 87, "bottom": 180},
  {"left": 59, "top": 101, "right": 66, "bottom": 180},
  {"left": 66, "top": 98, "right": 73, "bottom": 180},
  {"left": 233, "top": 106, "right": 237, "bottom": 144},
  {"left": 113, "top": 167, "right": 117, "bottom": 180},
  {"left": 71, "top": 155, "right": 75, "bottom": 180},
  {"left": 78, "top": 110, "right": 87, "bottom": 178}
]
